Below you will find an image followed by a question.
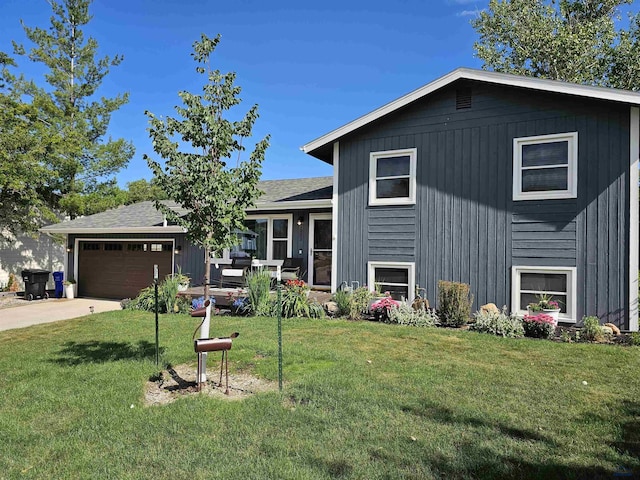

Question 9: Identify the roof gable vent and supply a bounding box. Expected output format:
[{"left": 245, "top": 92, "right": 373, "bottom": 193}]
[{"left": 456, "top": 88, "right": 472, "bottom": 109}]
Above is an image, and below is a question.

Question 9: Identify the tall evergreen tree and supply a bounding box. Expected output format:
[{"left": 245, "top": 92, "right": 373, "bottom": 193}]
[
  {"left": 13, "top": 0, "right": 134, "bottom": 219},
  {"left": 144, "top": 34, "right": 270, "bottom": 299},
  {"left": 472, "top": 0, "right": 640, "bottom": 90}
]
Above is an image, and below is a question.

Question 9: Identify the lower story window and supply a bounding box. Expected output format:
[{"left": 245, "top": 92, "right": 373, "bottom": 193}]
[
  {"left": 511, "top": 266, "right": 576, "bottom": 322},
  {"left": 228, "top": 215, "right": 292, "bottom": 261},
  {"left": 367, "top": 261, "right": 415, "bottom": 301}
]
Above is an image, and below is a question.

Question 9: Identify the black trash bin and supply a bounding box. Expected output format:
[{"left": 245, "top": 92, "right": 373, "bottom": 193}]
[{"left": 21, "top": 269, "right": 51, "bottom": 301}]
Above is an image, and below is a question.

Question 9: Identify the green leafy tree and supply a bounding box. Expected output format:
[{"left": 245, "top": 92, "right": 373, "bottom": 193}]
[
  {"left": 472, "top": 0, "right": 640, "bottom": 90},
  {"left": 144, "top": 34, "right": 270, "bottom": 299},
  {"left": 0, "top": 51, "right": 58, "bottom": 240},
  {"left": 125, "top": 178, "right": 168, "bottom": 204},
  {"left": 13, "top": 0, "right": 134, "bottom": 219}
]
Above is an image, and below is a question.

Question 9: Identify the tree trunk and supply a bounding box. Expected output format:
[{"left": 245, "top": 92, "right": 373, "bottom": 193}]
[{"left": 204, "top": 246, "right": 211, "bottom": 301}]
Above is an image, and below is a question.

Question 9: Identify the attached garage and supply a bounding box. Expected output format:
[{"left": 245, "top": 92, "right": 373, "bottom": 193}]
[{"left": 78, "top": 240, "right": 174, "bottom": 299}]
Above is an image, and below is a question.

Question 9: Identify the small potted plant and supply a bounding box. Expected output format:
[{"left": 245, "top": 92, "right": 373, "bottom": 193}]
[
  {"left": 64, "top": 278, "right": 77, "bottom": 299},
  {"left": 527, "top": 294, "right": 561, "bottom": 324},
  {"left": 176, "top": 272, "right": 190, "bottom": 292}
]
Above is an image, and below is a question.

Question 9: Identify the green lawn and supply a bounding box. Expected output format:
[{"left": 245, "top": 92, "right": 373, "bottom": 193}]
[{"left": 0, "top": 311, "right": 638, "bottom": 479}]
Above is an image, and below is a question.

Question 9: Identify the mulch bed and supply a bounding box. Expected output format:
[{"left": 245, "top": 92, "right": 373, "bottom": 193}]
[{"left": 144, "top": 363, "right": 279, "bottom": 406}]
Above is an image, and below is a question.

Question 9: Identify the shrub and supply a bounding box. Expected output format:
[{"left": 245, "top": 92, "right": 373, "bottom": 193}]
[
  {"left": 159, "top": 274, "right": 180, "bottom": 313},
  {"left": 630, "top": 332, "right": 640, "bottom": 346},
  {"left": 388, "top": 302, "right": 439, "bottom": 327},
  {"left": 349, "top": 287, "right": 375, "bottom": 320},
  {"left": 471, "top": 307, "right": 524, "bottom": 338},
  {"left": 437, "top": 281, "right": 473, "bottom": 327},
  {"left": 124, "top": 273, "right": 190, "bottom": 314},
  {"left": 5, "top": 273, "right": 19, "bottom": 292},
  {"left": 370, "top": 297, "right": 400, "bottom": 322},
  {"left": 245, "top": 268, "right": 272, "bottom": 316},
  {"left": 332, "top": 289, "right": 352, "bottom": 317},
  {"left": 581, "top": 316, "right": 604, "bottom": 342},
  {"left": 522, "top": 314, "right": 556, "bottom": 339}
]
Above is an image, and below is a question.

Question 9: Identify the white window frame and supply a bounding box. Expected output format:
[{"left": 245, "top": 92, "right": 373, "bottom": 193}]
[
  {"left": 367, "top": 261, "right": 415, "bottom": 302},
  {"left": 369, "top": 148, "right": 417, "bottom": 206},
  {"left": 512, "top": 132, "right": 578, "bottom": 201},
  {"left": 212, "top": 214, "right": 293, "bottom": 262},
  {"left": 511, "top": 266, "right": 577, "bottom": 323}
]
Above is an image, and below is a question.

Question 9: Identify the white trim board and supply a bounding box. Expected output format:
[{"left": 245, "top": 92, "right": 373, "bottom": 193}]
[
  {"left": 629, "top": 107, "right": 639, "bottom": 331},
  {"left": 41, "top": 227, "right": 186, "bottom": 235},
  {"left": 301, "top": 67, "right": 640, "bottom": 155},
  {"left": 331, "top": 142, "right": 339, "bottom": 293},
  {"left": 247, "top": 199, "right": 332, "bottom": 211}
]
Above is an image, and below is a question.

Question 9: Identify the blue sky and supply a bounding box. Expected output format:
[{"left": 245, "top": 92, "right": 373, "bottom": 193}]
[{"left": 1, "top": 0, "right": 484, "bottom": 185}]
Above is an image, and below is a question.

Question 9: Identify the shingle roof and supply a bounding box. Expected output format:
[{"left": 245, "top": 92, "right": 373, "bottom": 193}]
[
  {"left": 40, "top": 176, "right": 333, "bottom": 233},
  {"left": 258, "top": 176, "right": 332, "bottom": 203}
]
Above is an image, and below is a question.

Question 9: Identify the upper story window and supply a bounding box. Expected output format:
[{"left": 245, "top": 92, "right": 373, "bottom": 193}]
[
  {"left": 513, "top": 132, "right": 578, "bottom": 201},
  {"left": 369, "top": 148, "right": 417, "bottom": 206}
]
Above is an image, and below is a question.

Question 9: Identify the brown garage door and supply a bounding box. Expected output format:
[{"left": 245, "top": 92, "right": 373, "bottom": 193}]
[{"left": 78, "top": 241, "right": 173, "bottom": 299}]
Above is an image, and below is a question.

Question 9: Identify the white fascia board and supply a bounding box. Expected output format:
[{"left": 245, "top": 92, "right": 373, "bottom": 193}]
[
  {"left": 301, "top": 67, "right": 640, "bottom": 154},
  {"left": 247, "top": 199, "right": 332, "bottom": 211},
  {"left": 629, "top": 107, "right": 639, "bottom": 331},
  {"left": 39, "top": 226, "right": 187, "bottom": 234}
]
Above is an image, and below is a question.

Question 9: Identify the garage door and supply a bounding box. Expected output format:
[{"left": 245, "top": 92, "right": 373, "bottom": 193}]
[{"left": 78, "top": 241, "right": 173, "bottom": 299}]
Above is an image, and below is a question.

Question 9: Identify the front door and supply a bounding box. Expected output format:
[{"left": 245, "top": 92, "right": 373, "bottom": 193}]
[{"left": 308, "top": 214, "right": 332, "bottom": 288}]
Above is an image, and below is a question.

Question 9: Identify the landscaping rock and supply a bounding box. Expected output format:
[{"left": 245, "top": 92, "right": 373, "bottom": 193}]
[
  {"left": 604, "top": 323, "right": 621, "bottom": 335},
  {"left": 324, "top": 301, "right": 339, "bottom": 316},
  {"left": 480, "top": 303, "right": 500, "bottom": 314}
]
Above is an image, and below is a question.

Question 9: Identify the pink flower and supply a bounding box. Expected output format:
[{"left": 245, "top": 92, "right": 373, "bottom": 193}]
[
  {"left": 523, "top": 313, "right": 555, "bottom": 325},
  {"left": 371, "top": 297, "right": 400, "bottom": 312}
]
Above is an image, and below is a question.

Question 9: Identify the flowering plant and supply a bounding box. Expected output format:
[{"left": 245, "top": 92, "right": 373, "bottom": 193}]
[
  {"left": 528, "top": 294, "right": 562, "bottom": 312},
  {"left": 370, "top": 297, "right": 400, "bottom": 322},
  {"left": 286, "top": 279, "right": 308, "bottom": 289},
  {"left": 522, "top": 313, "right": 556, "bottom": 339}
]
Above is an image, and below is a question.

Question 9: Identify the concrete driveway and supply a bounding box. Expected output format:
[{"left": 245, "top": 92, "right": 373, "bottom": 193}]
[{"left": 0, "top": 298, "right": 122, "bottom": 332}]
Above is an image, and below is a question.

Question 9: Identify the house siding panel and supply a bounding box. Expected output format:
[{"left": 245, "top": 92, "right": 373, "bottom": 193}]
[{"left": 335, "top": 80, "right": 631, "bottom": 327}]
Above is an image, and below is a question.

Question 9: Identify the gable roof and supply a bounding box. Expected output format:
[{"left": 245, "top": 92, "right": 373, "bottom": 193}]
[
  {"left": 40, "top": 177, "right": 333, "bottom": 234},
  {"left": 301, "top": 67, "right": 640, "bottom": 160}
]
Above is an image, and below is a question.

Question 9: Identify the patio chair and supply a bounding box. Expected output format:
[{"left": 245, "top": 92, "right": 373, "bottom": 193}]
[
  {"left": 220, "top": 257, "right": 252, "bottom": 288},
  {"left": 281, "top": 257, "right": 303, "bottom": 282}
]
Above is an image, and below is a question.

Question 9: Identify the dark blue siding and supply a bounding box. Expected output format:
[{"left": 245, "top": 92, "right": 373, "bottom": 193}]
[{"left": 336, "top": 80, "right": 630, "bottom": 327}]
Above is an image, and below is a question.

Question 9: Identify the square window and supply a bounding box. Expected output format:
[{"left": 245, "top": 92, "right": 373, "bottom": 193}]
[
  {"left": 512, "top": 266, "right": 576, "bottom": 322},
  {"left": 369, "top": 148, "right": 417, "bottom": 206},
  {"left": 368, "top": 262, "right": 415, "bottom": 302},
  {"left": 513, "top": 133, "right": 577, "bottom": 200}
]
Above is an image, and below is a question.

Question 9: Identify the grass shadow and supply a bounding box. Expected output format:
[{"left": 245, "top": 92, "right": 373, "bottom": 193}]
[
  {"left": 611, "top": 400, "right": 640, "bottom": 461},
  {"left": 51, "top": 340, "right": 164, "bottom": 366},
  {"left": 401, "top": 401, "right": 554, "bottom": 445}
]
